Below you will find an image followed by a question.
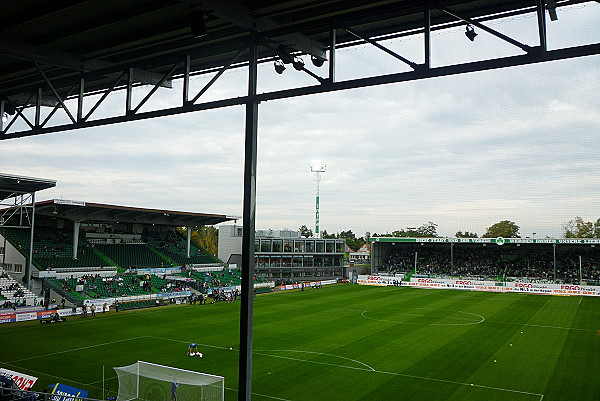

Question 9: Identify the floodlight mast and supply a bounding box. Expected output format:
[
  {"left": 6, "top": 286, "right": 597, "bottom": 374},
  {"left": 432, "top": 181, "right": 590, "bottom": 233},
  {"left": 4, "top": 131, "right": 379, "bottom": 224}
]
[{"left": 310, "top": 160, "right": 326, "bottom": 238}]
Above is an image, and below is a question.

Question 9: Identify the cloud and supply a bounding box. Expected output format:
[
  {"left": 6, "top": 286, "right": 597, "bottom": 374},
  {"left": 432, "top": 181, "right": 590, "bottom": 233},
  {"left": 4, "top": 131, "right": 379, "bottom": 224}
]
[{"left": 1, "top": 4, "right": 599, "bottom": 239}]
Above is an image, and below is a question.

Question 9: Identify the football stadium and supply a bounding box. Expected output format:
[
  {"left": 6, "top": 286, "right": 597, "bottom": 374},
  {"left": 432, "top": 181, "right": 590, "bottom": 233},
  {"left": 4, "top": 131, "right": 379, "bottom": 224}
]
[
  {"left": 1, "top": 177, "right": 599, "bottom": 401},
  {"left": 1, "top": 2, "right": 599, "bottom": 401}
]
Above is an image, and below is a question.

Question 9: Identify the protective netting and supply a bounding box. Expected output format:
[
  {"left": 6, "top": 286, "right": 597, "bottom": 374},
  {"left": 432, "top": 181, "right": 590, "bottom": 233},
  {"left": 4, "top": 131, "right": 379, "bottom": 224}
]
[{"left": 114, "top": 361, "right": 224, "bottom": 401}]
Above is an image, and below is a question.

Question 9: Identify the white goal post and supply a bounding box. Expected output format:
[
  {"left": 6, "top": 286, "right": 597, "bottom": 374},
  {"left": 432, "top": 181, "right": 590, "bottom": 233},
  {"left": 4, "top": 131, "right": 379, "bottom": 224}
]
[{"left": 113, "top": 361, "right": 224, "bottom": 401}]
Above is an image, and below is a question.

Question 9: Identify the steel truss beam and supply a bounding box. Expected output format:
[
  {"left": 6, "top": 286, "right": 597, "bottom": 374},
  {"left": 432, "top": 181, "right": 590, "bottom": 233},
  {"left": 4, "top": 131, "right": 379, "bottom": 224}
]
[
  {"left": 1, "top": 2, "right": 598, "bottom": 139},
  {"left": 1, "top": 41, "right": 597, "bottom": 140},
  {"left": 0, "top": 38, "right": 173, "bottom": 88}
]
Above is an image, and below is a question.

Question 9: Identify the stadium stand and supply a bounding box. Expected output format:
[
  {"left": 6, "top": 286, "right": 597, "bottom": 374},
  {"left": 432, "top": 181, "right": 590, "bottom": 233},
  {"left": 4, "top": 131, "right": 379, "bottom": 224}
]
[
  {"left": 145, "top": 231, "right": 222, "bottom": 265},
  {"left": 93, "top": 243, "right": 170, "bottom": 269},
  {"left": 46, "top": 273, "right": 176, "bottom": 300},
  {"left": 0, "top": 268, "right": 38, "bottom": 308},
  {"left": 381, "top": 243, "right": 600, "bottom": 284},
  {"left": 1, "top": 227, "right": 110, "bottom": 270}
]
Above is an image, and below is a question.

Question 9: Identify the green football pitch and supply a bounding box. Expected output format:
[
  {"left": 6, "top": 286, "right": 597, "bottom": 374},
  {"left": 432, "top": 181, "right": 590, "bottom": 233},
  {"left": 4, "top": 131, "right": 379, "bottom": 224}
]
[{"left": 1, "top": 284, "right": 598, "bottom": 401}]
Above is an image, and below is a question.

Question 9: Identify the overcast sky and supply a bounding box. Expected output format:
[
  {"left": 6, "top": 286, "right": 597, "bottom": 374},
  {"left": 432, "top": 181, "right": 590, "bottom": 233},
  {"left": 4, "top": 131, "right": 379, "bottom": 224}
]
[{"left": 2, "top": 3, "right": 599, "bottom": 239}]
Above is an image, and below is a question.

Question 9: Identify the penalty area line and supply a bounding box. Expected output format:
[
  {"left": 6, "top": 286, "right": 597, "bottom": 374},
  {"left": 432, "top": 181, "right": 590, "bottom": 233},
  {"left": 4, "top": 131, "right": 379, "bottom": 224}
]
[
  {"left": 147, "top": 335, "right": 232, "bottom": 351},
  {"left": 225, "top": 386, "right": 292, "bottom": 401},
  {"left": 255, "top": 352, "right": 542, "bottom": 400},
  {"left": 7, "top": 336, "right": 149, "bottom": 363}
]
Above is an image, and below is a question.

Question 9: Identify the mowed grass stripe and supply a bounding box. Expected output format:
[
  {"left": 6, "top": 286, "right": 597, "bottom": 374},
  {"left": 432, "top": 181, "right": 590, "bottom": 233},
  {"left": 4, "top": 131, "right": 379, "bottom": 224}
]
[
  {"left": 1, "top": 284, "right": 598, "bottom": 401},
  {"left": 543, "top": 296, "right": 600, "bottom": 401}
]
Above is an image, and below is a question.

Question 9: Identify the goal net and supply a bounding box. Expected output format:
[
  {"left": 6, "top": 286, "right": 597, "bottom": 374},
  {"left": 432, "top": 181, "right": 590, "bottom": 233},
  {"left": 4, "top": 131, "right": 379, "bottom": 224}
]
[{"left": 113, "top": 361, "right": 224, "bottom": 401}]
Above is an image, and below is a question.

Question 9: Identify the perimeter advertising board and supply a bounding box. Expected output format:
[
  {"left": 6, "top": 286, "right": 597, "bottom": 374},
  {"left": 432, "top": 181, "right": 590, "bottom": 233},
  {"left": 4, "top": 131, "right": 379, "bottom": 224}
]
[
  {"left": 0, "top": 368, "right": 37, "bottom": 390},
  {"left": 357, "top": 275, "right": 600, "bottom": 296}
]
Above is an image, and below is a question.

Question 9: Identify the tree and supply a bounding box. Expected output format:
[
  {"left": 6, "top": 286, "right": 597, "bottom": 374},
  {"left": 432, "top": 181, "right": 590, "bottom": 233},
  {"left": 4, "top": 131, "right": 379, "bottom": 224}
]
[
  {"left": 455, "top": 231, "right": 478, "bottom": 238},
  {"left": 562, "top": 217, "right": 600, "bottom": 238},
  {"left": 320, "top": 230, "right": 336, "bottom": 239},
  {"left": 180, "top": 225, "right": 219, "bottom": 255},
  {"left": 483, "top": 220, "right": 520, "bottom": 238},
  {"left": 389, "top": 222, "right": 438, "bottom": 238},
  {"left": 299, "top": 225, "right": 313, "bottom": 238},
  {"left": 338, "top": 230, "right": 356, "bottom": 239},
  {"left": 345, "top": 237, "right": 365, "bottom": 251}
]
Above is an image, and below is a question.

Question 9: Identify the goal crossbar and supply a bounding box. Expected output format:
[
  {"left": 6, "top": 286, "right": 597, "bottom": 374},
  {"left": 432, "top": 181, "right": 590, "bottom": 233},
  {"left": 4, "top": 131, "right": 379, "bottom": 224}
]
[{"left": 114, "top": 361, "right": 224, "bottom": 401}]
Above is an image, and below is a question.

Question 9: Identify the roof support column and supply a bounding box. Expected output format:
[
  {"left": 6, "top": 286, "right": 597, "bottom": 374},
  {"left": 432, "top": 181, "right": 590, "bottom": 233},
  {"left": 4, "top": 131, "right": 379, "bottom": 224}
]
[
  {"left": 186, "top": 227, "right": 191, "bottom": 258},
  {"left": 238, "top": 34, "right": 258, "bottom": 401},
  {"left": 73, "top": 221, "right": 80, "bottom": 259},
  {"left": 25, "top": 192, "right": 35, "bottom": 286}
]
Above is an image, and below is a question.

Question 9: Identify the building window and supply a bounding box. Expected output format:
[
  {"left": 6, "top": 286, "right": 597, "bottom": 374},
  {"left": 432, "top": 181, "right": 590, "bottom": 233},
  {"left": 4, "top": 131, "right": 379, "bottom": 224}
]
[
  {"left": 14, "top": 264, "right": 23, "bottom": 273},
  {"left": 316, "top": 241, "right": 325, "bottom": 253},
  {"left": 336, "top": 242, "right": 345, "bottom": 253},
  {"left": 4, "top": 263, "right": 12, "bottom": 271},
  {"left": 255, "top": 240, "right": 260, "bottom": 253},
  {"left": 283, "top": 240, "right": 293, "bottom": 252},
  {"left": 306, "top": 241, "right": 315, "bottom": 252},
  {"left": 261, "top": 240, "right": 272, "bottom": 253},
  {"left": 326, "top": 241, "right": 335, "bottom": 253},
  {"left": 294, "top": 241, "right": 305, "bottom": 253},
  {"left": 273, "top": 240, "right": 283, "bottom": 252}
]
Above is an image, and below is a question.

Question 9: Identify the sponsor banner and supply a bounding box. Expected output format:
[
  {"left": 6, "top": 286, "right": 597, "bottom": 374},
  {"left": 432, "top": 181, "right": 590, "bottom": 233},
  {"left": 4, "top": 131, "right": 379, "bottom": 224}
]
[
  {"left": 157, "top": 290, "right": 191, "bottom": 299},
  {"left": 16, "top": 312, "right": 37, "bottom": 322},
  {"left": 37, "top": 310, "right": 57, "bottom": 319},
  {"left": 54, "top": 199, "right": 85, "bottom": 206},
  {"left": 371, "top": 236, "right": 600, "bottom": 245},
  {"left": 83, "top": 298, "right": 114, "bottom": 307},
  {"left": 136, "top": 267, "right": 179, "bottom": 275},
  {"left": 0, "top": 368, "right": 38, "bottom": 390},
  {"left": 49, "top": 383, "right": 89, "bottom": 401},
  {"left": 357, "top": 275, "right": 403, "bottom": 286},
  {"left": 0, "top": 316, "right": 15, "bottom": 323},
  {"left": 0, "top": 312, "right": 16, "bottom": 318},
  {"left": 276, "top": 279, "right": 337, "bottom": 291},
  {"left": 358, "top": 276, "right": 600, "bottom": 296}
]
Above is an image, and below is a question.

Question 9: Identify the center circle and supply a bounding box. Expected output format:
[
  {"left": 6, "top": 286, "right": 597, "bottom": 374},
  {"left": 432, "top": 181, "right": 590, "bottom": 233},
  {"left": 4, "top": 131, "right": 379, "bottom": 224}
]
[{"left": 361, "top": 307, "right": 484, "bottom": 326}]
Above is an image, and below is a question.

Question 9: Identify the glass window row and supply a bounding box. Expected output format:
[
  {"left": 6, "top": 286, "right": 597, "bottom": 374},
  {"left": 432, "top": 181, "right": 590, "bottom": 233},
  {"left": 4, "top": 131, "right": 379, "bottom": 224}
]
[
  {"left": 255, "top": 256, "right": 344, "bottom": 268},
  {"left": 256, "top": 239, "right": 345, "bottom": 253}
]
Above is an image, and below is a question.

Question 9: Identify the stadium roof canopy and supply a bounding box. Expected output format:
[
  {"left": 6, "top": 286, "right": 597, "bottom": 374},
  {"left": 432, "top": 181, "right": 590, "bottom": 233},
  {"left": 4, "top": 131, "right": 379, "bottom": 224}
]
[
  {"left": 0, "top": 0, "right": 598, "bottom": 139},
  {"left": 0, "top": 173, "right": 56, "bottom": 202},
  {"left": 6, "top": 199, "right": 234, "bottom": 227}
]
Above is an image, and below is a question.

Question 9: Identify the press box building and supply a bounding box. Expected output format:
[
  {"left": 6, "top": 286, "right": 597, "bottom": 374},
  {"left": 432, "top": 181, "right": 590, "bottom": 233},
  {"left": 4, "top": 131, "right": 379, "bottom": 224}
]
[{"left": 218, "top": 225, "right": 345, "bottom": 281}]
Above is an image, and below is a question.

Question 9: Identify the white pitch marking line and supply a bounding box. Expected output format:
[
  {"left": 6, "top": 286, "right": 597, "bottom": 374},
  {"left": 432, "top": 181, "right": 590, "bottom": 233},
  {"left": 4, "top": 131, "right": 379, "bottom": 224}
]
[
  {"left": 487, "top": 320, "right": 593, "bottom": 332},
  {"left": 360, "top": 309, "right": 485, "bottom": 326},
  {"left": 578, "top": 296, "right": 583, "bottom": 305},
  {"left": 6, "top": 336, "right": 149, "bottom": 363},
  {"left": 254, "top": 349, "right": 375, "bottom": 371},
  {"left": 255, "top": 350, "right": 543, "bottom": 399},
  {"left": 147, "top": 335, "right": 232, "bottom": 351},
  {"left": 224, "top": 386, "right": 292, "bottom": 401},
  {"left": 0, "top": 361, "right": 104, "bottom": 390},
  {"left": 334, "top": 308, "right": 368, "bottom": 313}
]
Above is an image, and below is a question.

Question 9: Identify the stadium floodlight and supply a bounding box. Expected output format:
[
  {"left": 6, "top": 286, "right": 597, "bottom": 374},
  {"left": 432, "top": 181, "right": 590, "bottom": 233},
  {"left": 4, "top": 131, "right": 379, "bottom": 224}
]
[
  {"left": 310, "top": 160, "right": 326, "bottom": 238},
  {"left": 310, "top": 160, "right": 326, "bottom": 173}
]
